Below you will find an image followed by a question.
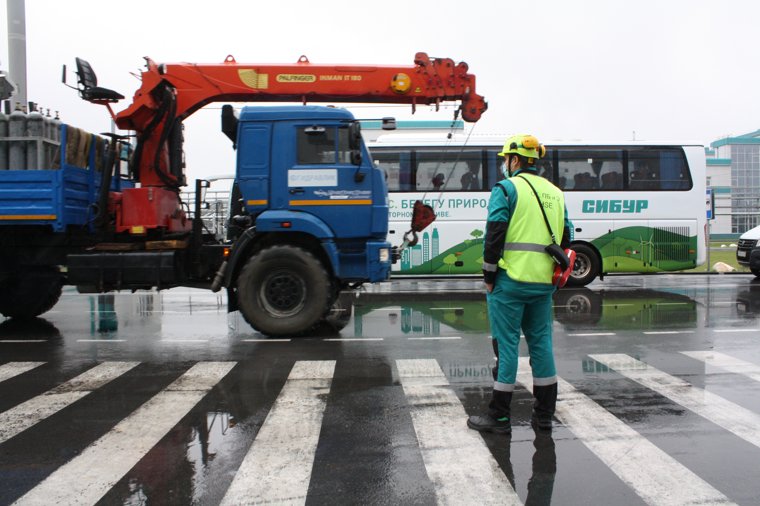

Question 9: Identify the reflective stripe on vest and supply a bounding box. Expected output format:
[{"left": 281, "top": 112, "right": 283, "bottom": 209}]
[{"left": 498, "top": 174, "right": 565, "bottom": 284}]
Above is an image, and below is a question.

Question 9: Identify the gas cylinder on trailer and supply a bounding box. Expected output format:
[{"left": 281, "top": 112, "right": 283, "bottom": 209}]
[
  {"left": 26, "top": 106, "right": 43, "bottom": 170},
  {"left": 0, "top": 106, "right": 8, "bottom": 170},
  {"left": 8, "top": 104, "right": 26, "bottom": 170}
]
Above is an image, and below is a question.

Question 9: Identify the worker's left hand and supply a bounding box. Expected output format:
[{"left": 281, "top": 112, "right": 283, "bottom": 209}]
[{"left": 485, "top": 282, "right": 494, "bottom": 293}]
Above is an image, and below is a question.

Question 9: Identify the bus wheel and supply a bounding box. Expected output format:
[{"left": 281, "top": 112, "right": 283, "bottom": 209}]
[
  {"left": 567, "top": 244, "right": 599, "bottom": 287},
  {"left": 237, "top": 245, "right": 331, "bottom": 337},
  {"left": 0, "top": 267, "right": 63, "bottom": 319}
]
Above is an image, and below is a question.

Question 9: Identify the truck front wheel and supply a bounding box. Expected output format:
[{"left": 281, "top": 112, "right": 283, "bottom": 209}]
[
  {"left": 0, "top": 267, "right": 63, "bottom": 319},
  {"left": 237, "top": 245, "right": 331, "bottom": 336}
]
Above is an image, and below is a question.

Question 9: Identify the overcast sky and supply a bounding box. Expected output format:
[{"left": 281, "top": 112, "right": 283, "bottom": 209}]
[{"left": 2, "top": 0, "right": 759, "bottom": 183}]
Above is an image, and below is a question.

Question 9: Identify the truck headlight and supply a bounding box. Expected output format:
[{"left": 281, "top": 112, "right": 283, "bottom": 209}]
[{"left": 379, "top": 248, "right": 390, "bottom": 263}]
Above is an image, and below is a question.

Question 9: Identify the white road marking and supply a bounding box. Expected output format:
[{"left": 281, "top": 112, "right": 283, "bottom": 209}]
[
  {"left": 590, "top": 353, "right": 760, "bottom": 450},
  {"left": 0, "top": 362, "right": 45, "bottom": 383},
  {"left": 241, "top": 338, "right": 292, "bottom": 343},
  {"left": 567, "top": 332, "right": 616, "bottom": 336},
  {"left": 323, "top": 338, "right": 384, "bottom": 342},
  {"left": 160, "top": 339, "right": 210, "bottom": 343},
  {"left": 76, "top": 339, "right": 126, "bottom": 343},
  {"left": 712, "top": 328, "right": 758, "bottom": 333},
  {"left": 14, "top": 361, "right": 236, "bottom": 506},
  {"left": 681, "top": 350, "right": 760, "bottom": 383},
  {"left": 516, "top": 358, "right": 735, "bottom": 506},
  {"left": 220, "top": 361, "right": 335, "bottom": 506},
  {"left": 408, "top": 336, "right": 462, "bottom": 341},
  {"left": 397, "top": 359, "right": 521, "bottom": 505},
  {"left": 643, "top": 331, "right": 694, "bottom": 335},
  {"left": 0, "top": 362, "right": 139, "bottom": 444}
]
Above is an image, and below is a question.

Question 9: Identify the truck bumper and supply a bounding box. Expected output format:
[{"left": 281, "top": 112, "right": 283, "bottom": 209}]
[
  {"left": 366, "top": 241, "right": 392, "bottom": 282},
  {"left": 331, "top": 240, "right": 391, "bottom": 283}
]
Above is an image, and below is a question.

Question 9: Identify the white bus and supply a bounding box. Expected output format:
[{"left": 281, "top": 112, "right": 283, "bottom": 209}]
[{"left": 368, "top": 134, "right": 707, "bottom": 286}]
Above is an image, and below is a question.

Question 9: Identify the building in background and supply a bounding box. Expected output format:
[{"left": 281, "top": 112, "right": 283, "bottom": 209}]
[{"left": 706, "top": 130, "right": 760, "bottom": 238}]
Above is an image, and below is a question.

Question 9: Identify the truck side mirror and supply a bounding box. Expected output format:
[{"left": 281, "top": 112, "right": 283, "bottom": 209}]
[
  {"left": 221, "top": 105, "right": 238, "bottom": 147},
  {"left": 349, "top": 121, "right": 362, "bottom": 167},
  {"left": 348, "top": 121, "right": 362, "bottom": 150}
]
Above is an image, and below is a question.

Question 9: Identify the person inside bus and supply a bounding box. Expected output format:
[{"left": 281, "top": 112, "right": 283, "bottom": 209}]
[
  {"left": 600, "top": 164, "right": 623, "bottom": 190},
  {"left": 432, "top": 173, "right": 446, "bottom": 190},
  {"left": 630, "top": 161, "right": 655, "bottom": 190},
  {"left": 460, "top": 161, "right": 481, "bottom": 190},
  {"left": 468, "top": 134, "right": 572, "bottom": 436}
]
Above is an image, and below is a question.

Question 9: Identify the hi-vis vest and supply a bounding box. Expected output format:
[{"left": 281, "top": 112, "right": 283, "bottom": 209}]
[{"left": 498, "top": 174, "right": 565, "bottom": 284}]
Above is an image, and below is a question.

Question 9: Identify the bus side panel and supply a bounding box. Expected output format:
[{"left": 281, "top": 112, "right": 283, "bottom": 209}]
[{"left": 389, "top": 192, "right": 488, "bottom": 275}]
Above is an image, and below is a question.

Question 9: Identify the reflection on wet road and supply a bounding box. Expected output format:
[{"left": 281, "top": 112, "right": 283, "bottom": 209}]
[{"left": 0, "top": 275, "right": 759, "bottom": 505}]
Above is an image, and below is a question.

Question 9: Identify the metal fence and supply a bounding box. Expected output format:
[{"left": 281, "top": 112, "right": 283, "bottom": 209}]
[{"left": 180, "top": 190, "right": 230, "bottom": 239}]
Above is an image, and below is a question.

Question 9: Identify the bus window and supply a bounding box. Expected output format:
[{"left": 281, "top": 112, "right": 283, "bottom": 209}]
[
  {"left": 373, "top": 149, "right": 413, "bottom": 191},
  {"left": 628, "top": 148, "right": 691, "bottom": 191},
  {"left": 416, "top": 149, "right": 483, "bottom": 191},
  {"left": 558, "top": 149, "right": 623, "bottom": 191},
  {"left": 535, "top": 150, "right": 555, "bottom": 183}
]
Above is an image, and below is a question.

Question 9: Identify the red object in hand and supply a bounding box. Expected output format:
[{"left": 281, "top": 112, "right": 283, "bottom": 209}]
[{"left": 552, "top": 248, "right": 576, "bottom": 288}]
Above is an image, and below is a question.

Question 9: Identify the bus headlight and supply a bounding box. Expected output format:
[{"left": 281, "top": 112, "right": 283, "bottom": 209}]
[{"left": 379, "top": 248, "right": 390, "bottom": 263}]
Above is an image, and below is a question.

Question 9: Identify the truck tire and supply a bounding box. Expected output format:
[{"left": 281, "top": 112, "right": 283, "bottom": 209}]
[
  {"left": 0, "top": 268, "right": 63, "bottom": 319},
  {"left": 752, "top": 267, "right": 760, "bottom": 278},
  {"left": 237, "top": 245, "right": 331, "bottom": 337},
  {"left": 566, "top": 244, "right": 600, "bottom": 287},
  {"left": 316, "top": 292, "right": 353, "bottom": 333}
]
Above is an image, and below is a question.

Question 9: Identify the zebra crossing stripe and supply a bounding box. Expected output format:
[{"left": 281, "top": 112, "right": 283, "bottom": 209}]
[
  {"left": 0, "top": 362, "right": 140, "bottom": 445},
  {"left": 590, "top": 353, "right": 760, "bottom": 450},
  {"left": 0, "top": 362, "right": 45, "bottom": 383},
  {"left": 516, "top": 358, "right": 735, "bottom": 506},
  {"left": 13, "top": 361, "right": 236, "bottom": 506},
  {"left": 220, "top": 360, "right": 336, "bottom": 506},
  {"left": 397, "top": 359, "right": 522, "bottom": 506},
  {"left": 681, "top": 351, "right": 760, "bottom": 383}
]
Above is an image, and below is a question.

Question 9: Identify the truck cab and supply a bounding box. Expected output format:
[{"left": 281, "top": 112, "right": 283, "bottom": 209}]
[{"left": 222, "top": 106, "right": 392, "bottom": 335}]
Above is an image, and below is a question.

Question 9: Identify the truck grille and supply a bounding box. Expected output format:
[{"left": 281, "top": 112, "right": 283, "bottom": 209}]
[{"left": 738, "top": 239, "right": 758, "bottom": 250}]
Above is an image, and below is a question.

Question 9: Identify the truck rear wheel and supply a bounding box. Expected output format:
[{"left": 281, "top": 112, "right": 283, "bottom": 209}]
[
  {"left": 237, "top": 245, "right": 331, "bottom": 336},
  {"left": 0, "top": 267, "right": 63, "bottom": 319}
]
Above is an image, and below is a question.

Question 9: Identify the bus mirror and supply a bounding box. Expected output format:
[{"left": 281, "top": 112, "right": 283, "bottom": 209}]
[{"left": 381, "top": 117, "right": 397, "bottom": 130}]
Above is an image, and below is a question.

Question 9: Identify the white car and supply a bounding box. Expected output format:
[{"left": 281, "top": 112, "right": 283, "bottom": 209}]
[{"left": 736, "top": 225, "right": 760, "bottom": 277}]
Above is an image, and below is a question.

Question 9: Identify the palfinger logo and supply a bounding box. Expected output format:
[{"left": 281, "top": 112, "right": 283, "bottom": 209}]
[{"left": 276, "top": 74, "right": 317, "bottom": 83}]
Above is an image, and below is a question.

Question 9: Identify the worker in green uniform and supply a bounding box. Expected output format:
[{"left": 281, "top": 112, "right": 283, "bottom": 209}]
[{"left": 467, "top": 134, "right": 571, "bottom": 434}]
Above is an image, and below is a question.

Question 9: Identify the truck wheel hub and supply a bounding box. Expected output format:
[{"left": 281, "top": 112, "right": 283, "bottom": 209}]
[{"left": 260, "top": 271, "right": 306, "bottom": 316}]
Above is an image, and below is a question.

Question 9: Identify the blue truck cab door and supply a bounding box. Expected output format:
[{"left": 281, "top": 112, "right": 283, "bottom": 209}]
[{"left": 236, "top": 123, "right": 272, "bottom": 214}]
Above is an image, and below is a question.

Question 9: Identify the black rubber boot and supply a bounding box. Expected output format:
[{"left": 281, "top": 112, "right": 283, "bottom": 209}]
[
  {"left": 531, "top": 383, "right": 557, "bottom": 432},
  {"left": 468, "top": 390, "right": 512, "bottom": 434}
]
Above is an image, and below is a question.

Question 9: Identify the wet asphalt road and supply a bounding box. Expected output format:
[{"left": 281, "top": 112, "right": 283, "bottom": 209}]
[{"left": 1, "top": 274, "right": 760, "bottom": 505}]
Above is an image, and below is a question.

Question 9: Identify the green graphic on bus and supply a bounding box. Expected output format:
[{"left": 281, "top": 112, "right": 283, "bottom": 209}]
[{"left": 397, "top": 226, "right": 697, "bottom": 275}]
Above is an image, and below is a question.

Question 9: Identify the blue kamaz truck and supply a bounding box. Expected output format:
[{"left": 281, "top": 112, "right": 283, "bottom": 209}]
[{"left": 0, "top": 55, "right": 485, "bottom": 336}]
